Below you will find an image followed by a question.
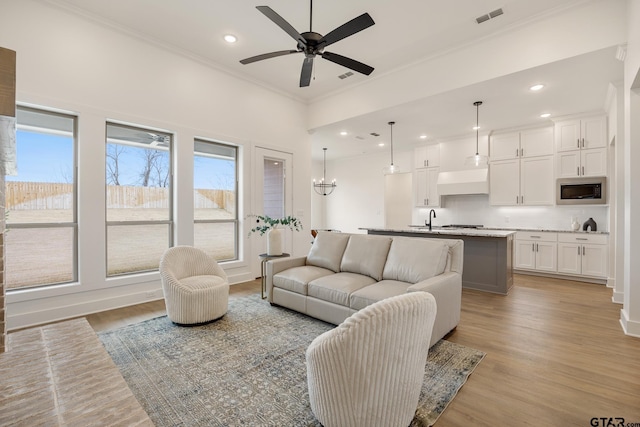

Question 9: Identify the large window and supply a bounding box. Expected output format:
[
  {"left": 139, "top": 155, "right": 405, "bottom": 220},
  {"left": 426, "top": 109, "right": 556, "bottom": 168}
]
[
  {"left": 106, "top": 123, "right": 172, "bottom": 276},
  {"left": 5, "top": 107, "right": 77, "bottom": 289},
  {"left": 193, "top": 139, "right": 237, "bottom": 261}
]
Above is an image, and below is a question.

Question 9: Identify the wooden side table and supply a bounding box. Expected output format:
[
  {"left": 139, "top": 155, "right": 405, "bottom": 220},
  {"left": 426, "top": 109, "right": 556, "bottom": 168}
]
[{"left": 259, "top": 253, "right": 290, "bottom": 299}]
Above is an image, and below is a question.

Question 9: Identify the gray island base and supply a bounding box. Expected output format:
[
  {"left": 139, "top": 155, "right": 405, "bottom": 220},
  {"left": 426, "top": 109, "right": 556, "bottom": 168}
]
[{"left": 363, "top": 227, "right": 515, "bottom": 295}]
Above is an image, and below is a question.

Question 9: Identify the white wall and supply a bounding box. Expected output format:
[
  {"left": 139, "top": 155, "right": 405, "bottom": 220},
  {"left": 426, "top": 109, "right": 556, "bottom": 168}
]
[
  {"left": 621, "top": 0, "right": 640, "bottom": 337},
  {"left": 0, "top": 0, "right": 311, "bottom": 329}
]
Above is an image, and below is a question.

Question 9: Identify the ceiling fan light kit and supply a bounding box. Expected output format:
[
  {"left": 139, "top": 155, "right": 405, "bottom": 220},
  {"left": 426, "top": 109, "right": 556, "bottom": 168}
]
[
  {"left": 465, "top": 101, "right": 489, "bottom": 167},
  {"left": 240, "top": 0, "right": 375, "bottom": 87}
]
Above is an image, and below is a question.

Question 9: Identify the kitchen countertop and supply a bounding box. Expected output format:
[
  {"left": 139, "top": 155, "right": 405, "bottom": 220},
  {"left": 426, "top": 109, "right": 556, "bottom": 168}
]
[
  {"left": 361, "top": 227, "right": 516, "bottom": 238},
  {"left": 467, "top": 226, "right": 609, "bottom": 235}
]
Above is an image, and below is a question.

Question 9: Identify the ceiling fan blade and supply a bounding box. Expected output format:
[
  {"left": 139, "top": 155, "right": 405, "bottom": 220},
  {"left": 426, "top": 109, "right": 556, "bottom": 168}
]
[
  {"left": 256, "top": 6, "right": 307, "bottom": 47},
  {"left": 320, "top": 51, "right": 374, "bottom": 75},
  {"left": 240, "top": 50, "right": 299, "bottom": 65},
  {"left": 319, "top": 13, "right": 375, "bottom": 48},
  {"left": 300, "top": 57, "right": 314, "bottom": 87}
]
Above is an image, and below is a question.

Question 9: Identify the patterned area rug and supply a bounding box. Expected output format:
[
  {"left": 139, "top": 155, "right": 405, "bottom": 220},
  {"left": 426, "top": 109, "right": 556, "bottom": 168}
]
[{"left": 99, "top": 294, "right": 484, "bottom": 426}]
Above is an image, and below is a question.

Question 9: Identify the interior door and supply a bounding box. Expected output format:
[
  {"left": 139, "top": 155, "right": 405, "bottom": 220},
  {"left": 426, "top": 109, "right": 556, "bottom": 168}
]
[{"left": 251, "top": 147, "right": 293, "bottom": 277}]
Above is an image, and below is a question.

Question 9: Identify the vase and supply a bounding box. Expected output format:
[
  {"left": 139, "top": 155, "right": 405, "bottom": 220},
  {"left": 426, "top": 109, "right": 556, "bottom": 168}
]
[{"left": 267, "top": 227, "right": 283, "bottom": 256}]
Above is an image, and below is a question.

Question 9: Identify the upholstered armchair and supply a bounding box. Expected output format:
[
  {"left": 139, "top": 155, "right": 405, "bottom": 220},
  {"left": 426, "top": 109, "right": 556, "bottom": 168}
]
[
  {"left": 159, "top": 246, "right": 229, "bottom": 325},
  {"left": 306, "top": 292, "right": 437, "bottom": 427}
]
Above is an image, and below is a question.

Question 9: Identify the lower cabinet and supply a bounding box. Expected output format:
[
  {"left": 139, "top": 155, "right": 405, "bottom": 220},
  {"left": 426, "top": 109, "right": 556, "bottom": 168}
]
[
  {"left": 557, "top": 233, "right": 608, "bottom": 278},
  {"left": 515, "top": 231, "right": 608, "bottom": 280},
  {"left": 515, "top": 232, "right": 557, "bottom": 272}
]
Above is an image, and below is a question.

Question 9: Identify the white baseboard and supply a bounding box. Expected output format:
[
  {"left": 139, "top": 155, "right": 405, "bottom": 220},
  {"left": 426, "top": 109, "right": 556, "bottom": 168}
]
[
  {"left": 620, "top": 309, "right": 640, "bottom": 338},
  {"left": 612, "top": 290, "right": 624, "bottom": 304}
]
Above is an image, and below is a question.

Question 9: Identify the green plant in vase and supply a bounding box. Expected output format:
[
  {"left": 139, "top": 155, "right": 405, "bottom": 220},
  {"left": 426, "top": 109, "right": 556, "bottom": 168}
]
[{"left": 248, "top": 214, "right": 303, "bottom": 255}]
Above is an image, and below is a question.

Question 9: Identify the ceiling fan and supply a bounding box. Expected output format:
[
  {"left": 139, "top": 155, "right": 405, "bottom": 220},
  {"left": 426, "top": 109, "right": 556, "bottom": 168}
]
[{"left": 240, "top": 0, "right": 375, "bottom": 87}]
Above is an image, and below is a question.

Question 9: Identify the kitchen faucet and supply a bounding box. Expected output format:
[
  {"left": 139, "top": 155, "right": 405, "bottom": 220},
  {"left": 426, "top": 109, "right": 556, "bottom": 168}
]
[{"left": 426, "top": 209, "right": 436, "bottom": 231}]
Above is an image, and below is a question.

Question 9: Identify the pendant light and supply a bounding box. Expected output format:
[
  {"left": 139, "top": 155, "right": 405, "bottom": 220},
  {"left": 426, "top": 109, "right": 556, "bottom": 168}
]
[
  {"left": 313, "top": 147, "right": 337, "bottom": 196},
  {"left": 465, "top": 101, "right": 489, "bottom": 167},
  {"left": 382, "top": 121, "right": 400, "bottom": 175}
]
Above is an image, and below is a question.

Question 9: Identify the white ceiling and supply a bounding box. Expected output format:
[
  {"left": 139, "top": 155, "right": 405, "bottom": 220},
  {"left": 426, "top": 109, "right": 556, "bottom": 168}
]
[{"left": 45, "top": 0, "right": 623, "bottom": 159}]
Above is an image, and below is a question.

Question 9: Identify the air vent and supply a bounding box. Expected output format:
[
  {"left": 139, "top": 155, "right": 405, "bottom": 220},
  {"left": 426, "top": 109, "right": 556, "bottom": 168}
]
[
  {"left": 338, "top": 71, "right": 355, "bottom": 80},
  {"left": 370, "top": 132, "right": 380, "bottom": 137},
  {"left": 355, "top": 136, "right": 365, "bottom": 140},
  {"left": 476, "top": 8, "right": 503, "bottom": 24}
]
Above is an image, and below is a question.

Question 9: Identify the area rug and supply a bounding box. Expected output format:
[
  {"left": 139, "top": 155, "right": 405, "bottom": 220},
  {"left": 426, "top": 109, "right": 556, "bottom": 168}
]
[{"left": 99, "top": 294, "right": 484, "bottom": 426}]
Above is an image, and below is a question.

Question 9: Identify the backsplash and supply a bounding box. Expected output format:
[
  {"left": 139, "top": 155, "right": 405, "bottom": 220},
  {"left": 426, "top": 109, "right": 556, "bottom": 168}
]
[{"left": 413, "top": 194, "right": 609, "bottom": 232}]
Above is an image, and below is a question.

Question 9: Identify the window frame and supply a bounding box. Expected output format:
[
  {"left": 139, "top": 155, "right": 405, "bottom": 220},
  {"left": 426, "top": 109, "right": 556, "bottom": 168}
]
[
  {"left": 5, "top": 105, "right": 78, "bottom": 290},
  {"left": 105, "top": 121, "right": 174, "bottom": 277},
  {"left": 193, "top": 138, "right": 239, "bottom": 262}
]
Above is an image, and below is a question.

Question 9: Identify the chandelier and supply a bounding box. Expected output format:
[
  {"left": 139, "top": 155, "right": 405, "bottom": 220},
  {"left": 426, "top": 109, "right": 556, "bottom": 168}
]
[{"left": 313, "top": 147, "right": 337, "bottom": 196}]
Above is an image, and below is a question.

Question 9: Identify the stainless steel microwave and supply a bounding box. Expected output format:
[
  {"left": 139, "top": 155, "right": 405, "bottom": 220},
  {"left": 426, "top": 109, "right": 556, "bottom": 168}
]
[{"left": 556, "top": 177, "right": 606, "bottom": 205}]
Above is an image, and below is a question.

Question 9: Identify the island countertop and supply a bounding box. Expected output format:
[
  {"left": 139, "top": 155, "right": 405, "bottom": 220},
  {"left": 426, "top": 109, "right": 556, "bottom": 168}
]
[{"left": 360, "top": 227, "right": 516, "bottom": 238}]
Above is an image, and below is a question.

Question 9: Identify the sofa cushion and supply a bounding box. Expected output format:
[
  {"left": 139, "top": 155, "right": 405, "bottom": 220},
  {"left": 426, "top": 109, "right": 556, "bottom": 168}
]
[
  {"left": 308, "top": 272, "right": 377, "bottom": 306},
  {"left": 273, "top": 265, "right": 334, "bottom": 295},
  {"left": 382, "top": 237, "right": 449, "bottom": 283},
  {"left": 306, "top": 232, "right": 350, "bottom": 273},
  {"left": 340, "top": 235, "right": 392, "bottom": 281},
  {"left": 349, "top": 280, "right": 412, "bottom": 311}
]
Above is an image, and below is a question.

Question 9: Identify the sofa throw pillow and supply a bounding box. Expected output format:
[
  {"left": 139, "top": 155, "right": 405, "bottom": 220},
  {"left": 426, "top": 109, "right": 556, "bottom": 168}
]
[
  {"left": 306, "top": 232, "right": 351, "bottom": 272},
  {"left": 340, "top": 235, "right": 392, "bottom": 281},
  {"left": 382, "top": 237, "right": 449, "bottom": 283}
]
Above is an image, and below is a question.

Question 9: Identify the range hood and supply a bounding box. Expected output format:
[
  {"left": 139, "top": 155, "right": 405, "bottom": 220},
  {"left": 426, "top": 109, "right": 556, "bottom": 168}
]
[{"left": 437, "top": 168, "right": 489, "bottom": 196}]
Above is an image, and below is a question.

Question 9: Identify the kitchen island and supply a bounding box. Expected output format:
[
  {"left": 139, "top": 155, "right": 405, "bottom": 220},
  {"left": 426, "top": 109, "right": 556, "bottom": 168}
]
[{"left": 361, "top": 227, "right": 515, "bottom": 295}]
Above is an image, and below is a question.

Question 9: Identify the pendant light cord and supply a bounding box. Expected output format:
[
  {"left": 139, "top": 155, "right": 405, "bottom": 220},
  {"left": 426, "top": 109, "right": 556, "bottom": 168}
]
[
  {"left": 474, "top": 101, "right": 482, "bottom": 155},
  {"left": 389, "top": 121, "right": 395, "bottom": 166}
]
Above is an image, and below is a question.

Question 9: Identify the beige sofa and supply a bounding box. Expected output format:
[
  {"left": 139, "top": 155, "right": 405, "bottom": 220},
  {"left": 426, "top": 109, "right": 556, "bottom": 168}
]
[{"left": 265, "top": 232, "right": 463, "bottom": 347}]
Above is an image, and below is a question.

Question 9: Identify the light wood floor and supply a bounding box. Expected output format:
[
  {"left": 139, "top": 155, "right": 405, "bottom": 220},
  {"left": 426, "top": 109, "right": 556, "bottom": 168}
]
[{"left": 88, "top": 276, "right": 640, "bottom": 425}]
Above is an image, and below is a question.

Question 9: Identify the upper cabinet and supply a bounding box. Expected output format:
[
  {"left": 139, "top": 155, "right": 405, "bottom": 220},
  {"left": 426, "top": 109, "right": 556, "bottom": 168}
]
[
  {"left": 489, "top": 127, "right": 554, "bottom": 206},
  {"left": 489, "top": 127, "right": 554, "bottom": 161},
  {"left": 555, "top": 115, "right": 607, "bottom": 152},
  {"left": 554, "top": 115, "right": 607, "bottom": 178},
  {"left": 414, "top": 144, "right": 440, "bottom": 169}
]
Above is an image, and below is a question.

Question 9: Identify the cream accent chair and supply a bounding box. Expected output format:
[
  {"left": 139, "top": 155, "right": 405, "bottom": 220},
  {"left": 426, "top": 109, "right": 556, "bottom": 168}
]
[
  {"left": 159, "top": 246, "right": 229, "bottom": 325},
  {"left": 306, "top": 292, "right": 437, "bottom": 427}
]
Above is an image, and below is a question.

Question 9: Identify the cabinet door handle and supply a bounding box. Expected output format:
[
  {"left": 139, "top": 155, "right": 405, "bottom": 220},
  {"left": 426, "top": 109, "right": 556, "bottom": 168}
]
[
  {"left": 426, "top": 160, "right": 429, "bottom": 167},
  {"left": 578, "top": 246, "right": 581, "bottom": 255},
  {"left": 424, "top": 160, "right": 427, "bottom": 167},
  {"left": 583, "top": 246, "right": 586, "bottom": 255},
  {"left": 576, "top": 237, "right": 588, "bottom": 241},
  {"left": 516, "top": 195, "right": 519, "bottom": 204},
  {"left": 426, "top": 198, "right": 429, "bottom": 205},
  {"left": 536, "top": 243, "right": 539, "bottom": 252},
  {"left": 521, "top": 195, "right": 524, "bottom": 204},
  {"left": 424, "top": 198, "right": 427, "bottom": 205},
  {"left": 521, "top": 148, "right": 524, "bottom": 157},
  {"left": 577, "top": 138, "right": 580, "bottom": 148},
  {"left": 582, "top": 166, "right": 585, "bottom": 176},
  {"left": 532, "top": 243, "right": 535, "bottom": 251},
  {"left": 530, "top": 235, "right": 541, "bottom": 238},
  {"left": 516, "top": 148, "right": 519, "bottom": 157},
  {"left": 577, "top": 166, "right": 580, "bottom": 176},
  {"left": 582, "top": 138, "right": 585, "bottom": 148}
]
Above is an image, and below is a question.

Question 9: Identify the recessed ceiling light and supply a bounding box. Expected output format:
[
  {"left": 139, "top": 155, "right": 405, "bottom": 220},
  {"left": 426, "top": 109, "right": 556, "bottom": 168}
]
[
  {"left": 378, "top": 143, "right": 385, "bottom": 147},
  {"left": 540, "top": 113, "right": 551, "bottom": 118},
  {"left": 419, "top": 135, "right": 427, "bottom": 139},
  {"left": 473, "top": 126, "right": 480, "bottom": 131},
  {"left": 223, "top": 34, "right": 237, "bottom": 43},
  {"left": 340, "top": 131, "right": 348, "bottom": 136},
  {"left": 530, "top": 84, "right": 544, "bottom": 91}
]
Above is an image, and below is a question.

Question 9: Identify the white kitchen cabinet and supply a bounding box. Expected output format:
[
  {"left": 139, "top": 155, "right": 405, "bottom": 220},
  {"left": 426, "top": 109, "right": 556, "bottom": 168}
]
[
  {"left": 555, "top": 115, "right": 607, "bottom": 177},
  {"left": 490, "top": 155, "right": 554, "bottom": 205},
  {"left": 556, "top": 147, "right": 607, "bottom": 178},
  {"left": 489, "top": 127, "right": 553, "bottom": 161},
  {"left": 515, "top": 232, "right": 557, "bottom": 272},
  {"left": 415, "top": 167, "right": 440, "bottom": 207},
  {"left": 557, "top": 233, "right": 608, "bottom": 278},
  {"left": 414, "top": 144, "right": 440, "bottom": 169},
  {"left": 555, "top": 116, "right": 607, "bottom": 152}
]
